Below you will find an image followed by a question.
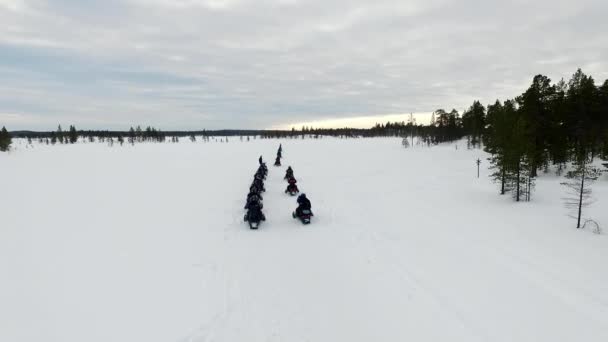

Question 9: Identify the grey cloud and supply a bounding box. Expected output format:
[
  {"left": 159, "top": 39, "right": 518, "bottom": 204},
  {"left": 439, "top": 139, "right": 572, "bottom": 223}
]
[{"left": 0, "top": 0, "right": 607, "bottom": 130}]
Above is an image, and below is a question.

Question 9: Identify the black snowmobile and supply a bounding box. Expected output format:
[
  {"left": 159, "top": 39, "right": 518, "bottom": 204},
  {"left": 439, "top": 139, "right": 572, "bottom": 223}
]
[
  {"left": 245, "top": 204, "right": 265, "bottom": 230},
  {"left": 292, "top": 209, "right": 313, "bottom": 224},
  {"left": 293, "top": 194, "right": 313, "bottom": 224},
  {"left": 285, "top": 177, "right": 299, "bottom": 196},
  {"left": 286, "top": 183, "right": 299, "bottom": 196},
  {"left": 252, "top": 177, "right": 265, "bottom": 192},
  {"left": 255, "top": 169, "right": 266, "bottom": 180}
]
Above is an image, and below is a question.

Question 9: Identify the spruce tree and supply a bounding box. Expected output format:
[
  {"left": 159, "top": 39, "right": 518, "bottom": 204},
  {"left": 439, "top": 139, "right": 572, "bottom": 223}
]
[
  {"left": 68, "top": 125, "right": 78, "bottom": 144},
  {"left": 599, "top": 80, "right": 608, "bottom": 160},
  {"left": 462, "top": 100, "right": 486, "bottom": 148},
  {"left": 517, "top": 74, "right": 555, "bottom": 176},
  {"left": 57, "top": 125, "right": 64, "bottom": 144},
  {"left": 485, "top": 100, "right": 512, "bottom": 194},
  {"left": 565, "top": 69, "right": 598, "bottom": 160},
  {"left": 0, "top": 126, "right": 11, "bottom": 152},
  {"left": 128, "top": 127, "right": 135, "bottom": 145}
]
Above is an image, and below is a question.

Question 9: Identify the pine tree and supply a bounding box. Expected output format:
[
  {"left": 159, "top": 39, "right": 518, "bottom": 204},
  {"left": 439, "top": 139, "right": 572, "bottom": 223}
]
[
  {"left": 509, "top": 110, "right": 535, "bottom": 202},
  {"left": 57, "top": 125, "right": 64, "bottom": 144},
  {"left": 599, "top": 80, "right": 608, "bottom": 160},
  {"left": 128, "top": 127, "right": 135, "bottom": 145},
  {"left": 68, "top": 125, "right": 78, "bottom": 144},
  {"left": 485, "top": 100, "right": 512, "bottom": 194},
  {"left": 517, "top": 75, "right": 555, "bottom": 176},
  {"left": 462, "top": 100, "right": 486, "bottom": 148},
  {"left": 565, "top": 69, "right": 598, "bottom": 160},
  {"left": 0, "top": 126, "right": 12, "bottom": 152}
]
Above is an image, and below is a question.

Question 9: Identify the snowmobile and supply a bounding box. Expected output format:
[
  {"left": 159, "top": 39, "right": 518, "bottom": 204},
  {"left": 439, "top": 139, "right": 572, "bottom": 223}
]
[
  {"left": 252, "top": 178, "right": 265, "bottom": 192},
  {"left": 285, "top": 183, "right": 299, "bottom": 196},
  {"left": 246, "top": 191, "right": 263, "bottom": 201},
  {"left": 250, "top": 184, "right": 264, "bottom": 196},
  {"left": 292, "top": 209, "right": 313, "bottom": 225},
  {"left": 245, "top": 196, "right": 263, "bottom": 210},
  {"left": 285, "top": 177, "right": 299, "bottom": 195},
  {"left": 245, "top": 207, "right": 265, "bottom": 230},
  {"left": 255, "top": 169, "right": 266, "bottom": 180}
]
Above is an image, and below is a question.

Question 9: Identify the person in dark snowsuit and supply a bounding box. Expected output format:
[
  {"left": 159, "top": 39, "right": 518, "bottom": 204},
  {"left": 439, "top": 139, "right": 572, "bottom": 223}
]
[
  {"left": 252, "top": 177, "right": 265, "bottom": 192},
  {"left": 247, "top": 190, "right": 262, "bottom": 202},
  {"left": 250, "top": 183, "right": 263, "bottom": 195},
  {"left": 256, "top": 168, "right": 266, "bottom": 180},
  {"left": 245, "top": 193, "right": 263, "bottom": 210},
  {"left": 245, "top": 201, "right": 265, "bottom": 222},
  {"left": 295, "top": 193, "right": 312, "bottom": 217},
  {"left": 259, "top": 163, "right": 268, "bottom": 176},
  {"left": 284, "top": 166, "right": 293, "bottom": 180}
]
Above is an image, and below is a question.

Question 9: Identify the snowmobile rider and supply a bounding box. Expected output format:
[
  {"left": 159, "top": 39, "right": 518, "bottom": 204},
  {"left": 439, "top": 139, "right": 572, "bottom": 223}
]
[
  {"left": 284, "top": 166, "right": 293, "bottom": 179},
  {"left": 245, "top": 193, "right": 263, "bottom": 210},
  {"left": 247, "top": 190, "right": 263, "bottom": 202},
  {"left": 250, "top": 183, "right": 263, "bottom": 195},
  {"left": 252, "top": 177, "right": 265, "bottom": 192},
  {"left": 245, "top": 201, "right": 265, "bottom": 222},
  {"left": 259, "top": 163, "right": 268, "bottom": 176},
  {"left": 255, "top": 168, "right": 266, "bottom": 180},
  {"left": 295, "top": 193, "right": 312, "bottom": 217},
  {"left": 285, "top": 176, "right": 299, "bottom": 194}
]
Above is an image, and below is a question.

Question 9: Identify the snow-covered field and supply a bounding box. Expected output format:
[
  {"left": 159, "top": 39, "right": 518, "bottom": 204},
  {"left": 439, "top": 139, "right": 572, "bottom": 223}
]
[{"left": 1, "top": 137, "right": 607, "bottom": 342}]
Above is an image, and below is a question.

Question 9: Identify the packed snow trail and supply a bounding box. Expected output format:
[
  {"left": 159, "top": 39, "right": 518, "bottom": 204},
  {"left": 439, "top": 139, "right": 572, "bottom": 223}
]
[{"left": 1, "top": 138, "right": 608, "bottom": 342}]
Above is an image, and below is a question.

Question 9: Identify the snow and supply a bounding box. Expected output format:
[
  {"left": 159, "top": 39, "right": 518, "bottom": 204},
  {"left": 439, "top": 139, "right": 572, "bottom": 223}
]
[{"left": 1, "top": 137, "right": 608, "bottom": 342}]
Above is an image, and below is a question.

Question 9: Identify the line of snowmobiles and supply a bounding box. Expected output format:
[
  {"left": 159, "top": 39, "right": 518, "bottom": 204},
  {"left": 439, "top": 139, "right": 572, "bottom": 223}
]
[
  {"left": 243, "top": 146, "right": 314, "bottom": 229},
  {"left": 284, "top": 166, "right": 299, "bottom": 196},
  {"left": 244, "top": 160, "right": 267, "bottom": 229},
  {"left": 283, "top": 165, "right": 313, "bottom": 224}
]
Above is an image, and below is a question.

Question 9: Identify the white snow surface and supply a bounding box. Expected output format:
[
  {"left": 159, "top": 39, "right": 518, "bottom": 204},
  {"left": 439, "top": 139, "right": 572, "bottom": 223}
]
[{"left": 1, "top": 138, "right": 608, "bottom": 342}]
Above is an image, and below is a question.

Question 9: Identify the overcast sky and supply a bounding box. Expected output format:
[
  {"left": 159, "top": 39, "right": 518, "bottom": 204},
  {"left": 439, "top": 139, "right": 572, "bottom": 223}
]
[{"left": 1, "top": 0, "right": 607, "bottom": 130}]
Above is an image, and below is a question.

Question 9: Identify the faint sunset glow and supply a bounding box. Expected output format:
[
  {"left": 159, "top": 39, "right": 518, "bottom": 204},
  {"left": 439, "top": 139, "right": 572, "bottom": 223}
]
[{"left": 272, "top": 112, "right": 433, "bottom": 130}]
